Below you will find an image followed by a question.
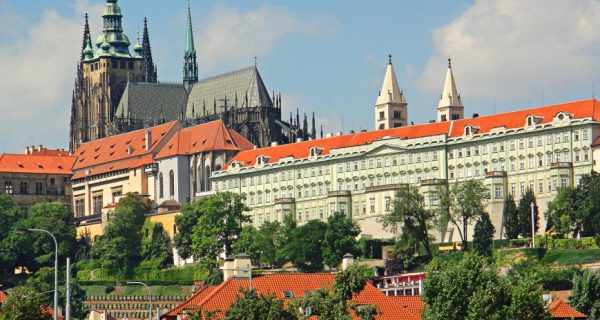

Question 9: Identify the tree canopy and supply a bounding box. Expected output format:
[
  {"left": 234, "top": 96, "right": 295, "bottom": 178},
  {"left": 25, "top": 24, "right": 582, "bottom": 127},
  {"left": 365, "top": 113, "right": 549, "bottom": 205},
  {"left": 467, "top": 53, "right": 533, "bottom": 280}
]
[
  {"left": 0, "top": 286, "right": 51, "bottom": 320},
  {"left": 473, "top": 211, "right": 495, "bottom": 256},
  {"left": 442, "top": 180, "right": 488, "bottom": 251},
  {"left": 225, "top": 289, "right": 297, "bottom": 320},
  {"left": 285, "top": 220, "right": 327, "bottom": 272},
  {"left": 569, "top": 269, "right": 600, "bottom": 319},
  {"left": 140, "top": 219, "right": 173, "bottom": 268},
  {"left": 502, "top": 194, "right": 519, "bottom": 240},
  {"left": 322, "top": 212, "right": 361, "bottom": 268},
  {"left": 381, "top": 186, "right": 434, "bottom": 257},
  {"left": 517, "top": 188, "right": 539, "bottom": 238}
]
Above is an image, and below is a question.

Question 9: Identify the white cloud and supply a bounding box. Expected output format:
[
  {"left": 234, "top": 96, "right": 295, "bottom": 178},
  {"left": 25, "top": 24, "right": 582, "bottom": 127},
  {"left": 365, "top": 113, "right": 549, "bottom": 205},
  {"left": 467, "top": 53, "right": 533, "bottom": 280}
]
[
  {"left": 417, "top": 0, "right": 600, "bottom": 104},
  {"left": 0, "top": 0, "right": 103, "bottom": 152},
  {"left": 196, "top": 4, "right": 334, "bottom": 73}
]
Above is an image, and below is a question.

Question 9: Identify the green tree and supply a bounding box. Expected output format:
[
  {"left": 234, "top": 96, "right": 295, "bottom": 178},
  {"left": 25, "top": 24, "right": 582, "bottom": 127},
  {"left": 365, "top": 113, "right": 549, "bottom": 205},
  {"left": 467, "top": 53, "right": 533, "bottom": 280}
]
[
  {"left": 25, "top": 267, "right": 88, "bottom": 319},
  {"left": 232, "top": 225, "right": 260, "bottom": 265},
  {"left": 422, "top": 253, "right": 550, "bottom": 320},
  {"left": 442, "top": 180, "right": 488, "bottom": 251},
  {"left": 502, "top": 194, "right": 519, "bottom": 240},
  {"left": 0, "top": 286, "right": 50, "bottom": 320},
  {"left": 275, "top": 214, "right": 297, "bottom": 264},
  {"left": 322, "top": 212, "right": 361, "bottom": 268},
  {"left": 26, "top": 202, "right": 78, "bottom": 271},
  {"left": 473, "top": 211, "right": 495, "bottom": 256},
  {"left": 517, "top": 189, "right": 539, "bottom": 238},
  {"left": 381, "top": 186, "right": 434, "bottom": 257},
  {"left": 141, "top": 220, "right": 173, "bottom": 268},
  {"left": 293, "top": 264, "right": 377, "bottom": 320},
  {"left": 92, "top": 193, "right": 148, "bottom": 275},
  {"left": 286, "top": 220, "right": 327, "bottom": 272},
  {"left": 0, "top": 195, "right": 29, "bottom": 276},
  {"left": 175, "top": 192, "right": 250, "bottom": 260},
  {"left": 225, "top": 289, "right": 297, "bottom": 320},
  {"left": 545, "top": 186, "right": 578, "bottom": 236},
  {"left": 255, "top": 221, "right": 286, "bottom": 268},
  {"left": 570, "top": 270, "right": 600, "bottom": 319}
]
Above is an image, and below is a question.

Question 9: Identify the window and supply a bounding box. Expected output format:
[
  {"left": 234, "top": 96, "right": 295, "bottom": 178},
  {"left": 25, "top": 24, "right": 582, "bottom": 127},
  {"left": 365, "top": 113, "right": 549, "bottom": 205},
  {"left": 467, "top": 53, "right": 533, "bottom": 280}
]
[
  {"left": 385, "top": 197, "right": 391, "bottom": 211},
  {"left": 376, "top": 158, "right": 382, "bottom": 168},
  {"left": 519, "top": 139, "right": 524, "bottom": 149},
  {"left": 346, "top": 163, "right": 351, "bottom": 172},
  {"left": 169, "top": 170, "right": 175, "bottom": 197},
  {"left": 547, "top": 153, "right": 552, "bottom": 166},
  {"left": 19, "top": 182, "right": 28, "bottom": 194},
  {"left": 360, "top": 160, "right": 366, "bottom": 169},
  {"left": 511, "top": 183, "right": 516, "bottom": 195},
  {"left": 93, "top": 195, "right": 103, "bottom": 215},
  {"left": 519, "top": 159, "right": 525, "bottom": 170},
  {"left": 493, "top": 144, "right": 498, "bottom": 153},
  {"left": 75, "top": 199, "right": 85, "bottom": 217},
  {"left": 370, "top": 200, "right": 375, "bottom": 213},
  {"left": 408, "top": 154, "right": 413, "bottom": 163},
  {"left": 379, "top": 111, "right": 385, "bottom": 120},
  {"left": 510, "top": 159, "right": 516, "bottom": 172},
  {"left": 520, "top": 183, "right": 525, "bottom": 196},
  {"left": 584, "top": 149, "right": 590, "bottom": 161},
  {"left": 432, "top": 151, "right": 438, "bottom": 161},
  {"left": 368, "top": 159, "right": 374, "bottom": 168},
  {"left": 510, "top": 140, "right": 516, "bottom": 151},
  {"left": 561, "top": 178, "right": 568, "bottom": 188},
  {"left": 466, "top": 148, "right": 471, "bottom": 157},
  {"left": 384, "top": 157, "right": 390, "bottom": 166},
  {"left": 583, "top": 129, "right": 589, "bottom": 140},
  {"left": 449, "top": 151, "right": 454, "bottom": 159},
  {"left": 529, "top": 157, "right": 534, "bottom": 169},
  {"left": 416, "top": 154, "right": 421, "bottom": 163},
  {"left": 563, "top": 133, "right": 569, "bottom": 143},
  {"left": 528, "top": 138, "right": 533, "bottom": 148},
  {"left": 495, "top": 185, "right": 502, "bottom": 199},
  {"left": 50, "top": 178, "right": 55, "bottom": 186},
  {"left": 537, "top": 136, "right": 543, "bottom": 146},
  {"left": 556, "top": 134, "right": 561, "bottom": 144},
  {"left": 574, "top": 150, "right": 580, "bottom": 162},
  {"left": 4, "top": 181, "right": 13, "bottom": 194},
  {"left": 538, "top": 180, "right": 544, "bottom": 194},
  {"left": 474, "top": 147, "right": 479, "bottom": 156},
  {"left": 35, "top": 182, "right": 43, "bottom": 195},
  {"left": 547, "top": 135, "right": 552, "bottom": 144},
  {"left": 555, "top": 152, "right": 561, "bottom": 163}
]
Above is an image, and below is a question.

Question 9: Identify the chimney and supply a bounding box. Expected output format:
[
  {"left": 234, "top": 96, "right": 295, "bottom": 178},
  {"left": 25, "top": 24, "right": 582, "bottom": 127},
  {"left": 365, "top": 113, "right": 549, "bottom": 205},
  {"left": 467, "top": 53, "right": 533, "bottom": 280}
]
[
  {"left": 296, "top": 138, "right": 303, "bottom": 143},
  {"left": 472, "top": 113, "right": 479, "bottom": 118},
  {"left": 270, "top": 141, "right": 278, "bottom": 147},
  {"left": 25, "top": 146, "right": 30, "bottom": 154},
  {"left": 428, "top": 120, "right": 436, "bottom": 123},
  {"left": 127, "top": 146, "right": 134, "bottom": 155},
  {"left": 335, "top": 131, "right": 342, "bottom": 136},
  {"left": 325, "top": 133, "right": 333, "bottom": 138},
  {"left": 223, "top": 259, "right": 235, "bottom": 281},
  {"left": 234, "top": 254, "right": 252, "bottom": 279},
  {"left": 342, "top": 253, "right": 354, "bottom": 270},
  {"left": 38, "top": 144, "right": 43, "bottom": 151},
  {"left": 145, "top": 129, "right": 152, "bottom": 151}
]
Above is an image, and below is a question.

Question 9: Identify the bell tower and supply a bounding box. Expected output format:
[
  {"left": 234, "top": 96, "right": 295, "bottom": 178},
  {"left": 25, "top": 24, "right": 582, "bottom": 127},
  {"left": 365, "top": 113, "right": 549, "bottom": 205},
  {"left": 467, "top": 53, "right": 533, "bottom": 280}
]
[
  {"left": 374, "top": 55, "right": 407, "bottom": 130},
  {"left": 437, "top": 58, "right": 464, "bottom": 122},
  {"left": 69, "top": 0, "right": 148, "bottom": 151}
]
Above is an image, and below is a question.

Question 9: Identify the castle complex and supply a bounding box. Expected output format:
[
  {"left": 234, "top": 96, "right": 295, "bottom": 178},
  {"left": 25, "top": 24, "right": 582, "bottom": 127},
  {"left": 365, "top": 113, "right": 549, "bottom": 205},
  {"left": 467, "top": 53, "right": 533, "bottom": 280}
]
[{"left": 69, "top": 0, "right": 316, "bottom": 153}]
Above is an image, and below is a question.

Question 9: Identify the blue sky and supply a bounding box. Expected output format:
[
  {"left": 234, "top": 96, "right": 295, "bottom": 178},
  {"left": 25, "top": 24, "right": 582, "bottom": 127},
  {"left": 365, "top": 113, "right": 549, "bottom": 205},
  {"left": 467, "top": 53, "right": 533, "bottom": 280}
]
[{"left": 2, "top": 0, "right": 600, "bottom": 153}]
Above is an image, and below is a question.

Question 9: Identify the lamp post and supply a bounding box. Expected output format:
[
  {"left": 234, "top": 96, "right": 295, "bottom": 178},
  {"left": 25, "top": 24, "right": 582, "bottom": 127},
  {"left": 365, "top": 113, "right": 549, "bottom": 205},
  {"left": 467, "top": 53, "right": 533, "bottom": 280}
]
[
  {"left": 531, "top": 202, "right": 536, "bottom": 248},
  {"left": 27, "top": 228, "right": 59, "bottom": 320},
  {"left": 127, "top": 281, "right": 152, "bottom": 320}
]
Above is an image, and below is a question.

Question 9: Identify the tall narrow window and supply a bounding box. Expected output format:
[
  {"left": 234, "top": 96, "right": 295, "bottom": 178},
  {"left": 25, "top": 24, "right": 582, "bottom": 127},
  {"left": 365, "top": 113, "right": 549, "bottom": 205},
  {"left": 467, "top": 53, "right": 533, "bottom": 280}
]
[
  {"left": 159, "top": 173, "right": 164, "bottom": 198},
  {"left": 169, "top": 170, "right": 175, "bottom": 198}
]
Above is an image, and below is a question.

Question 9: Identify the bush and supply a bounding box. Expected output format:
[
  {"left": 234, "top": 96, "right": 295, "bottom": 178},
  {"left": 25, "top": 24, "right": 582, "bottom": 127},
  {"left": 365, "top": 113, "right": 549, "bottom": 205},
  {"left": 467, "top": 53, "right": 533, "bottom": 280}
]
[
  {"left": 356, "top": 238, "right": 394, "bottom": 259},
  {"left": 543, "top": 237, "right": 597, "bottom": 250}
]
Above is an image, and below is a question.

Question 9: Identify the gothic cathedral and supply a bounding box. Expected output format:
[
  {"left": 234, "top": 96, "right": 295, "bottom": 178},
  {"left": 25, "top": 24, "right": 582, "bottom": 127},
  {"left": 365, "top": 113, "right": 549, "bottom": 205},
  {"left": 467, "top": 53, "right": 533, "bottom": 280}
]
[{"left": 69, "top": 0, "right": 317, "bottom": 152}]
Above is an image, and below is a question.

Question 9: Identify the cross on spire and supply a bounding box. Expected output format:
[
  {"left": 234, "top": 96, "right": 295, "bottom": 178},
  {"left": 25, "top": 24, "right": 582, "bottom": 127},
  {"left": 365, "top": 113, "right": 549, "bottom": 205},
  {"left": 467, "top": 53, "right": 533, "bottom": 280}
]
[
  {"left": 388, "top": 54, "right": 392, "bottom": 65},
  {"left": 448, "top": 58, "right": 452, "bottom": 68}
]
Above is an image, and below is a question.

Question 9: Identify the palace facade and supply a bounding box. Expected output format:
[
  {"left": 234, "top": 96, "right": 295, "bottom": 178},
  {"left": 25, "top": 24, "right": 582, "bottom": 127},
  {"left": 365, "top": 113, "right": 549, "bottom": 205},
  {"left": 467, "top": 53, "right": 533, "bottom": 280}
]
[{"left": 211, "top": 58, "right": 600, "bottom": 241}]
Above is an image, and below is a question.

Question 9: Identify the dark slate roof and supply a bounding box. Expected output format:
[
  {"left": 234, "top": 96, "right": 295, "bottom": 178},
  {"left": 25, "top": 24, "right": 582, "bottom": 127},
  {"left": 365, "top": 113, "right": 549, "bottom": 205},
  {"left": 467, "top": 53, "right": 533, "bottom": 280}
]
[
  {"left": 116, "top": 82, "right": 188, "bottom": 121},
  {"left": 185, "top": 66, "right": 273, "bottom": 118}
]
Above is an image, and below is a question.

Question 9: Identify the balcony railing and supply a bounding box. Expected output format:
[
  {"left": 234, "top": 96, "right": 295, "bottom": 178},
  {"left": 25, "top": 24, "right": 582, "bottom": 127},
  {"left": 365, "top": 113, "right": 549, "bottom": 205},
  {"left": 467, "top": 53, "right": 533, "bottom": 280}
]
[
  {"left": 365, "top": 184, "right": 406, "bottom": 193},
  {"left": 420, "top": 179, "right": 447, "bottom": 186},
  {"left": 485, "top": 171, "right": 507, "bottom": 178},
  {"left": 551, "top": 162, "right": 573, "bottom": 169},
  {"left": 74, "top": 213, "right": 101, "bottom": 225},
  {"left": 328, "top": 190, "right": 351, "bottom": 196},
  {"left": 274, "top": 197, "right": 295, "bottom": 204}
]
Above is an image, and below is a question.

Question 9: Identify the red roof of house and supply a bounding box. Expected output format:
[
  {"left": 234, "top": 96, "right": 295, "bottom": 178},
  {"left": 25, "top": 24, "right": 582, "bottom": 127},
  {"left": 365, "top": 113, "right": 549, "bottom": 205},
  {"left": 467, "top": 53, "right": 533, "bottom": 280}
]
[
  {"left": 548, "top": 300, "right": 587, "bottom": 319},
  {"left": 390, "top": 296, "right": 425, "bottom": 318},
  {"left": 156, "top": 120, "right": 254, "bottom": 159},
  {"left": 163, "top": 286, "right": 217, "bottom": 317},
  {"left": 0, "top": 154, "right": 76, "bottom": 175},
  {"left": 592, "top": 136, "right": 600, "bottom": 147},
  {"left": 163, "top": 274, "right": 419, "bottom": 320},
  {"left": 0, "top": 290, "right": 7, "bottom": 303},
  {"left": 228, "top": 99, "right": 600, "bottom": 169},
  {"left": 72, "top": 121, "right": 180, "bottom": 171}
]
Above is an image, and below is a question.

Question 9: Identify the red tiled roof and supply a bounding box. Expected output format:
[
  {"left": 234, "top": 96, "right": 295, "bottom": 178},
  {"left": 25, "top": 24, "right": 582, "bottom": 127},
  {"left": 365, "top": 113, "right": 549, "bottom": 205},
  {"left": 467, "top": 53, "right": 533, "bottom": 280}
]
[
  {"left": 156, "top": 120, "right": 254, "bottom": 159},
  {"left": 0, "top": 290, "right": 7, "bottom": 303},
  {"left": 71, "top": 155, "right": 154, "bottom": 180},
  {"left": 450, "top": 99, "right": 600, "bottom": 138},
  {"left": 592, "top": 136, "right": 600, "bottom": 147},
  {"left": 163, "top": 286, "right": 217, "bottom": 317},
  {"left": 548, "top": 300, "right": 587, "bottom": 319},
  {"left": 163, "top": 274, "right": 418, "bottom": 320},
  {"left": 228, "top": 99, "right": 600, "bottom": 169},
  {"left": 72, "top": 121, "right": 180, "bottom": 171},
  {"left": 0, "top": 154, "right": 76, "bottom": 175},
  {"left": 390, "top": 296, "right": 425, "bottom": 318}
]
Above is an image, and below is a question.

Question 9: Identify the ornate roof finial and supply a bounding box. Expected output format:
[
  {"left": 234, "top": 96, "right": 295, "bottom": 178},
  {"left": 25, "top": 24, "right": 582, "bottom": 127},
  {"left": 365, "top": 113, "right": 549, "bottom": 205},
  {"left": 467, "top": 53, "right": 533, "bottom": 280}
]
[
  {"left": 448, "top": 58, "right": 452, "bottom": 68},
  {"left": 388, "top": 54, "right": 392, "bottom": 65},
  {"left": 254, "top": 56, "right": 258, "bottom": 67}
]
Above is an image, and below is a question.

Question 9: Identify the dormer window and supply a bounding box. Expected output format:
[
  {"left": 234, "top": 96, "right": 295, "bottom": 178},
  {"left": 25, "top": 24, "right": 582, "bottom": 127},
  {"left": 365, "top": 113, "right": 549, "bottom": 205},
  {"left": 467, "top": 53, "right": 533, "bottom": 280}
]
[
  {"left": 526, "top": 115, "right": 543, "bottom": 128},
  {"left": 256, "top": 155, "right": 270, "bottom": 165},
  {"left": 309, "top": 146, "right": 323, "bottom": 158},
  {"left": 464, "top": 125, "right": 479, "bottom": 136},
  {"left": 554, "top": 112, "right": 572, "bottom": 122}
]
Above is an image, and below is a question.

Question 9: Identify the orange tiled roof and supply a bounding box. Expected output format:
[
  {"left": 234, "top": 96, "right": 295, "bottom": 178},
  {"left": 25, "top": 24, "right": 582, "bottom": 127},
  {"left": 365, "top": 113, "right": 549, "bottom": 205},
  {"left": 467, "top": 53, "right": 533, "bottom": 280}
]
[
  {"left": 548, "top": 300, "right": 587, "bottom": 319},
  {"left": 72, "top": 121, "right": 180, "bottom": 171},
  {"left": 163, "top": 286, "right": 217, "bottom": 318},
  {"left": 228, "top": 99, "right": 600, "bottom": 169},
  {"left": 71, "top": 155, "right": 154, "bottom": 180},
  {"left": 163, "top": 274, "right": 419, "bottom": 320},
  {"left": 449, "top": 99, "right": 600, "bottom": 138},
  {"left": 156, "top": 120, "right": 254, "bottom": 159},
  {"left": 0, "top": 290, "right": 7, "bottom": 303},
  {"left": 592, "top": 136, "right": 600, "bottom": 146},
  {"left": 390, "top": 296, "right": 425, "bottom": 318},
  {"left": 0, "top": 154, "right": 76, "bottom": 175}
]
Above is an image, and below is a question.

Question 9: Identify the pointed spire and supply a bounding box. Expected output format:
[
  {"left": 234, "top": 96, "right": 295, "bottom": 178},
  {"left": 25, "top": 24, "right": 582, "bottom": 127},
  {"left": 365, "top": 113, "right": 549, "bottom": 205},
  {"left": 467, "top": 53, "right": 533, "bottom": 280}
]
[
  {"left": 437, "top": 57, "right": 463, "bottom": 109},
  {"left": 183, "top": 1, "right": 198, "bottom": 91},
  {"left": 311, "top": 112, "right": 316, "bottom": 139},
  {"left": 80, "top": 13, "right": 91, "bottom": 61},
  {"left": 375, "top": 54, "right": 405, "bottom": 105},
  {"left": 320, "top": 125, "right": 323, "bottom": 139},
  {"left": 142, "top": 17, "right": 157, "bottom": 82}
]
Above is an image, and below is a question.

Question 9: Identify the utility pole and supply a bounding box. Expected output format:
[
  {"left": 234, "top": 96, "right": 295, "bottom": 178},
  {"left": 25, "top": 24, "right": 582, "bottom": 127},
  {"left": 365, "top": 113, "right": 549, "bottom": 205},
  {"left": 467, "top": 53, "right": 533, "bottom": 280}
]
[{"left": 66, "top": 258, "right": 71, "bottom": 320}]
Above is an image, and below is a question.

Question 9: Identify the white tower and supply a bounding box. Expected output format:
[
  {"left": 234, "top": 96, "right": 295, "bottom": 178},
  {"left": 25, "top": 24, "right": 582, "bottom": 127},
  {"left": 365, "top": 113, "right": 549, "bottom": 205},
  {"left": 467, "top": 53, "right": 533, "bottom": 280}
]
[
  {"left": 437, "top": 58, "right": 464, "bottom": 122},
  {"left": 375, "top": 55, "right": 407, "bottom": 130}
]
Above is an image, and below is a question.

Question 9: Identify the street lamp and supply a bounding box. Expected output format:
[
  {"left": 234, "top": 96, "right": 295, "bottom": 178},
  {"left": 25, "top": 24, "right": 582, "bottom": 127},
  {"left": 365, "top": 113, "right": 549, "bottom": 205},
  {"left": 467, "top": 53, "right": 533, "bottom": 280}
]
[
  {"left": 127, "top": 281, "right": 152, "bottom": 320},
  {"left": 531, "top": 202, "right": 536, "bottom": 248},
  {"left": 21, "top": 228, "right": 59, "bottom": 320}
]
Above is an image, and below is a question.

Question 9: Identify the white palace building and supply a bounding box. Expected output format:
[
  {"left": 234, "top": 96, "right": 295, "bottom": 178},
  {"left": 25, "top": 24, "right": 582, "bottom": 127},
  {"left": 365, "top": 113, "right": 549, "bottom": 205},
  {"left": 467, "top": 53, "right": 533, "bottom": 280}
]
[{"left": 210, "top": 58, "right": 600, "bottom": 241}]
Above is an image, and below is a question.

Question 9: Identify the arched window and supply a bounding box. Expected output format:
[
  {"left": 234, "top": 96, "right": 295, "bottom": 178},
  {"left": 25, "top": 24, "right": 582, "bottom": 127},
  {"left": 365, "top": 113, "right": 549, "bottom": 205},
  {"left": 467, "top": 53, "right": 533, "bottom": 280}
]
[
  {"left": 204, "top": 165, "right": 211, "bottom": 191},
  {"left": 169, "top": 170, "right": 175, "bottom": 198},
  {"left": 197, "top": 165, "right": 202, "bottom": 191},
  {"left": 159, "top": 173, "right": 164, "bottom": 198}
]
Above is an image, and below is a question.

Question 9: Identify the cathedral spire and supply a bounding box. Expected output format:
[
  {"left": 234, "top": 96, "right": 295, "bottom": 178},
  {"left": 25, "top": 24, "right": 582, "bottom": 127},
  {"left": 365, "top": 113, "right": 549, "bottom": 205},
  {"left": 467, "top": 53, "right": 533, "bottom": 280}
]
[
  {"left": 80, "top": 13, "right": 91, "bottom": 61},
  {"left": 183, "top": 1, "right": 198, "bottom": 92},
  {"left": 142, "top": 17, "right": 157, "bottom": 82},
  {"left": 376, "top": 55, "right": 405, "bottom": 105},
  {"left": 96, "top": 0, "right": 133, "bottom": 58},
  {"left": 437, "top": 58, "right": 464, "bottom": 122}
]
